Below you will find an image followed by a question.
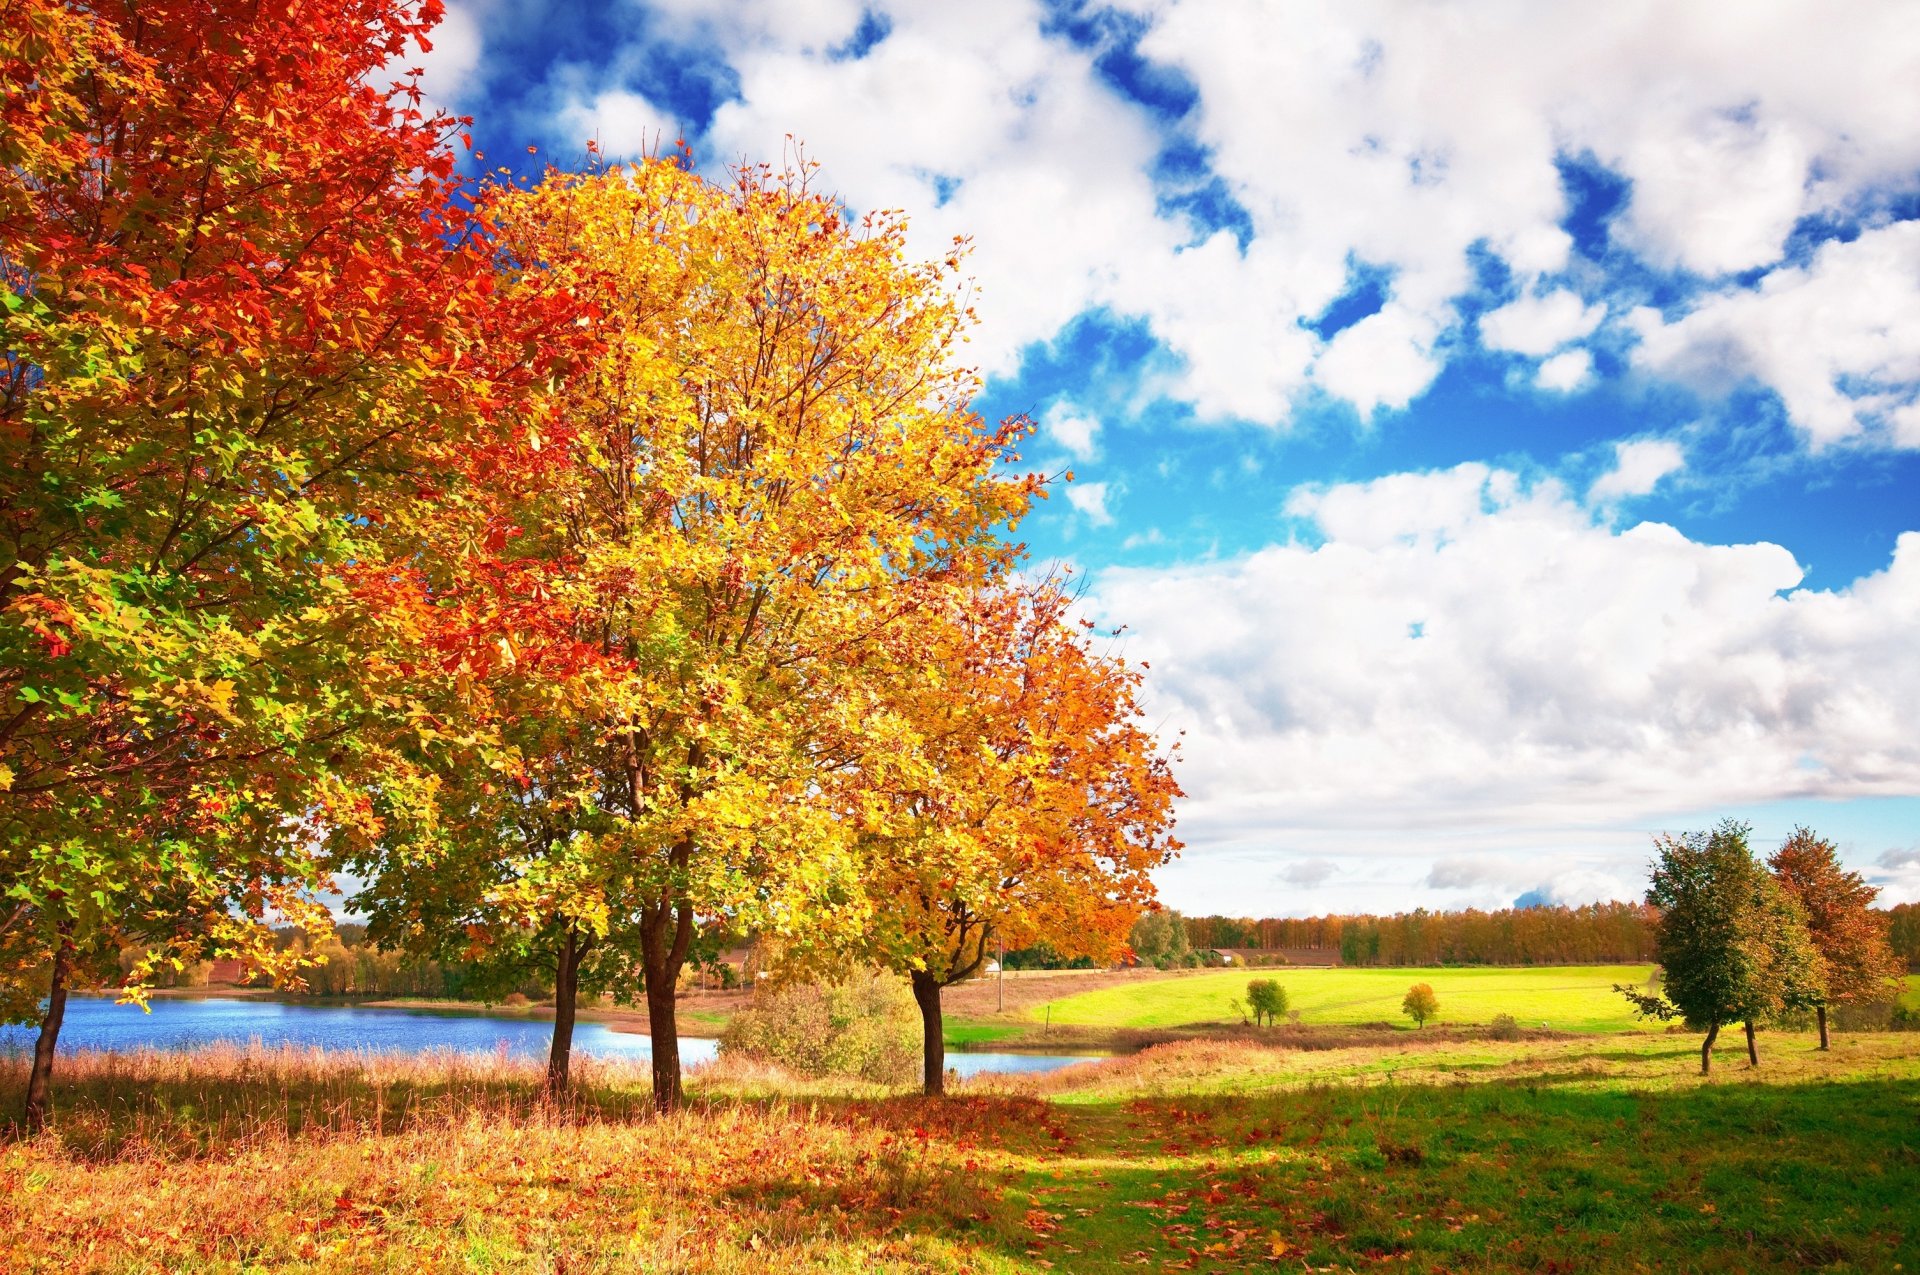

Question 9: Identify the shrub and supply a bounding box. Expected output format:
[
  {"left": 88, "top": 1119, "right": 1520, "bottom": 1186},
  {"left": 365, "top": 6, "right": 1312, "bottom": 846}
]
[
  {"left": 1488, "top": 1012, "right": 1521, "bottom": 1040},
  {"left": 1246, "top": 979, "right": 1289, "bottom": 1026},
  {"left": 1402, "top": 983, "right": 1439, "bottom": 1028},
  {"left": 718, "top": 972, "right": 919, "bottom": 1084}
]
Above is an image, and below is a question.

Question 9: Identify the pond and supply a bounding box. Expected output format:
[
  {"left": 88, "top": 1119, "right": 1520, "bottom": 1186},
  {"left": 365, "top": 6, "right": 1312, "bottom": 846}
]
[{"left": 0, "top": 996, "right": 1102, "bottom": 1079}]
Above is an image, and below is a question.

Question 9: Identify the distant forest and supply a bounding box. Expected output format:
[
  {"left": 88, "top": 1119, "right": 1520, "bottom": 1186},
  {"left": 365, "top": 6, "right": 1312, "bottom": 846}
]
[{"left": 1182, "top": 901, "right": 1920, "bottom": 970}]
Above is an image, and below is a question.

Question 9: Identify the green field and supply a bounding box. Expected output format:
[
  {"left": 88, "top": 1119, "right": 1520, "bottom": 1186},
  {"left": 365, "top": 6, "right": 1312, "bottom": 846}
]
[{"left": 1035, "top": 964, "right": 1663, "bottom": 1033}]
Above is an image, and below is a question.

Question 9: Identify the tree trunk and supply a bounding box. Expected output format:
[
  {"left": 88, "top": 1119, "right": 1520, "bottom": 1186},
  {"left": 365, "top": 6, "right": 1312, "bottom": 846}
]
[
  {"left": 1699, "top": 1021, "right": 1719, "bottom": 1075},
  {"left": 639, "top": 895, "right": 692, "bottom": 1113},
  {"left": 24, "top": 920, "right": 74, "bottom": 1133},
  {"left": 546, "top": 929, "right": 582, "bottom": 1098},
  {"left": 1743, "top": 1019, "right": 1759, "bottom": 1067},
  {"left": 1817, "top": 1005, "right": 1830, "bottom": 1051},
  {"left": 912, "top": 969, "right": 946, "bottom": 1097}
]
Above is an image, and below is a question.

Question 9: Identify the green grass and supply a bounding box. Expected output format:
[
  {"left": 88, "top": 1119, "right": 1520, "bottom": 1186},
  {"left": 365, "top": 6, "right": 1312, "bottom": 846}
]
[
  {"left": 1008, "top": 1034, "right": 1920, "bottom": 1272},
  {"left": 1035, "top": 964, "right": 1662, "bottom": 1033},
  {"left": 944, "top": 1019, "right": 1030, "bottom": 1048},
  {"left": 7, "top": 1033, "right": 1917, "bottom": 1272},
  {"left": 1901, "top": 973, "right": 1920, "bottom": 1011}
]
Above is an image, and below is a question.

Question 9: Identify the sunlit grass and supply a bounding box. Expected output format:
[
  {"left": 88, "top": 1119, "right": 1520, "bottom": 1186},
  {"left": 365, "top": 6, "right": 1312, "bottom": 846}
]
[
  {"left": 3, "top": 1032, "right": 1917, "bottom": 1272},
  {"left": 1036, "top": 963, "right": 1662, "bottom": 1032}
]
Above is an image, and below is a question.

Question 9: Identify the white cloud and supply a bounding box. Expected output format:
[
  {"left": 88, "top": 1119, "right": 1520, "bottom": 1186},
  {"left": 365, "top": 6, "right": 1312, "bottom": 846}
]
[
  {"left": 1631, "top": 220, "right": 1920, "bottom": 448},
  {"left": 1095, "top": 464, "right": 1920, "bottom": 899},
  {"left": 553, "top": 87, "right": 678, "bottom": 159},
  {"left": 1066, "top": 480, "right": 1114, "bottom": 526},
  {"left": 1872, "top": 846, "right": 1920, "bottom": 906},
  {"left": 535, "top": 1, "right": 1920, "bottom": 439},
  {"left": 1535, "top": 349, "right": 1594, "bottom": 393},
  {"left": 1480, "top": 290, "right": 1605, "bottom": 357},
  {"left": 1042, "top": 403, "right": 1101, "bottom": 461},
  {"left": 1590, "top": 438, "right": 1685, "bottom": 503},
  {"left": 1277, "top": 858, "right": 1339, "bottom": 888}
]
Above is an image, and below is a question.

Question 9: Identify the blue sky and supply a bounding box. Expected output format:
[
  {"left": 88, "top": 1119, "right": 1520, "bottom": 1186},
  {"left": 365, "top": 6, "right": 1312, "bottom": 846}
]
[{"left": 407, "top": 0, "right": 1920, "bottom": 915}]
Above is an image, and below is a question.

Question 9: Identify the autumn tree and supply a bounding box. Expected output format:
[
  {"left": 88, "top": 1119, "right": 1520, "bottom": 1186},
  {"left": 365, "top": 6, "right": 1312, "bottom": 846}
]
[
  {"left": 1617, "top": 821, "right": 1824, "bottom": 1073},
  {"left": 355, "top": 157, "right": 1038, "bottom": 1110},
  {"left": 1768, "top": 827, "right": 1902, "bottom": 1049},
  {"left": 1130, "top": 908, "right": 1191, "bottom": 968},
  {"left": 0, "top": 0, "right": 525, "bottom": 1127},
  {"left": 1246, "top": 979, "right": 1287, "bottom": 1026},
  {"left": 831, "top": 575, "right": 1181, "bottom": 1095},
  {"left": 1402, "top": 982, "right": 1438, "bottom": 1028}
]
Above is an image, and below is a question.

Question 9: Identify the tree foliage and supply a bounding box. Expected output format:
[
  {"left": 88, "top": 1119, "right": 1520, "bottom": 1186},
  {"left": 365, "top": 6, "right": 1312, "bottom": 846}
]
[
  {"left": 349, "top": 157, "right": 1051, "bottom": 1108},
  {"left": 1246, "top": 978, "right": 1288, "bottom": 1026},
  {"left": 1401, "top": 982, "right": 1438, "bottom": 1028},
  {"left": 834, "top": 574, "right": 1181, "bottom": 1092},
  {"left": 1617, "top": 820, "right": 1824, "bottom": 1073},
  {"left": 0, "top": 0, "right": 537, "bottom": 1125},
  {"left": 1768, "top": 827, "right": 1902, "bottom": 1048}
]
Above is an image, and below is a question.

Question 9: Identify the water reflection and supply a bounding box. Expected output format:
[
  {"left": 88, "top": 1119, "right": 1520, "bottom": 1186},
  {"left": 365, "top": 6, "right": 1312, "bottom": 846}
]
[{"left": 0, "top": 995, "right": 1100, "bottom": 1077}]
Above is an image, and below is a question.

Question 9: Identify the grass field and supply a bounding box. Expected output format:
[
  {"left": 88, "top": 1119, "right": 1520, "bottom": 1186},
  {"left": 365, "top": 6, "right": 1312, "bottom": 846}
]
[
  {"left": 4, "top": 1030, "right": 1917, "bottom": 1272},
  {"left": 1032, "top": 964, "right": 1663, "bottom": 1033}
]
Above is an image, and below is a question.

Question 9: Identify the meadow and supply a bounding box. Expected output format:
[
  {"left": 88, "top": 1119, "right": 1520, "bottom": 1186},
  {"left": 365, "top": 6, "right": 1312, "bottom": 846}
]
[
  {"left": 5, "top": 1028, "right": 1918, "bottom": 1273},
  {"left": 1020, "top": 964, "right": 1663, "bottom": 1034}
]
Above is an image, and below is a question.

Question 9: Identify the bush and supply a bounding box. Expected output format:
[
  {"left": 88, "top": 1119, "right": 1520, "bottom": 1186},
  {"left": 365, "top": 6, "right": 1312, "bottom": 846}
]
[
  {"left": 718, "top": 972, "right": 919, "bottom": 1084},
  {"left": 1402, "top": 983, "right": 1439, "bottom": 1028},
  {"left": 1488, "top": 1012, "right": 1521, "bottom": 1041},
  {"left": 1246, "top": 979, "right": 1288, "bottom": 1026}
]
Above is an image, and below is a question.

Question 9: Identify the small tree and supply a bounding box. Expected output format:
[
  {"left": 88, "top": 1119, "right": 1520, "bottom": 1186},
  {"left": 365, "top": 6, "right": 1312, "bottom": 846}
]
[
  {"left": 1402, "top": 982, "right": 1439, "bottom": 1028},
  {"left": 1246, "top": 979, "right": 1288, "bottom": 1026},
  {"left": 1768, "top": 828, "right": 1903, "bottom": 1049},
  {"left": 1616, "top": 820, "right": 1824, "bottom": 1073}
]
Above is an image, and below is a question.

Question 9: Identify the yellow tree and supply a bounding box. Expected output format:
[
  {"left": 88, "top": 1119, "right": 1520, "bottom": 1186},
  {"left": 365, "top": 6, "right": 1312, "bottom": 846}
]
[
  {"left": 360, "top": 157, "right": 1037, "bottom": 1109},
  {"left": 848, "top": 574, "right": 1182, "bottom": 1094}
]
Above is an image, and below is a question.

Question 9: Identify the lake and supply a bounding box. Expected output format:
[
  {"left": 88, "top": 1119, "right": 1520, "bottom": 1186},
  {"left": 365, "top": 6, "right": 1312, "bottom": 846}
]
[{"left": 0, "top": 996, "right": 1101, "bottom": 1078}]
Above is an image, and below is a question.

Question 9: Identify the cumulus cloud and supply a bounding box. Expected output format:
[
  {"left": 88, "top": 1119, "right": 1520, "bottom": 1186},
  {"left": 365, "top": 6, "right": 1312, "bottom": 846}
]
[
  {"left": 554, "top": 87, "right": 678, "bottom": 159},
  {"left": 1480, "top": 290, "right": 1606, "bottom": 357},
  {"left": 1513, "top": 869, "right": 1634, "bottom": 909},
  {"left": 555, "top": 0, "right": 1920, "bottom": 436},
  {"left": 1871, "top": 845, "right": 1920, "bottom": 906},
  {"left": 1425, "top": 857, "right": 1507, "bottom": 890},
  {"left": 1094, "top": 464, "right": 1920, "bottom": 876},
  {"left": 1042, "top": 403, "right": 1102, "bottom": 461},
  {"left": 1590, "top": 438, "right": 1686, "bottom": 503},
  {"left": 1277, "top": 858, "right": 1339, "bottom": 888},
  {"left": 1066, "top": 480, "right": 1115, "bottom": 526},
  {"left": 1631, "top": 220, "right": 1920, "bottom": 448},
  {"left": 1535, "top": 349, "right": 1594, "bottom": 393}
]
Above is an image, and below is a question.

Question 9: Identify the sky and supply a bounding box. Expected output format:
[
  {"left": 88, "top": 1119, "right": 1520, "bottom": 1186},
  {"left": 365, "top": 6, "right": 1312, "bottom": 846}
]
[{"left": 403, "top": 0, "right": 1920, "bottom": 917}]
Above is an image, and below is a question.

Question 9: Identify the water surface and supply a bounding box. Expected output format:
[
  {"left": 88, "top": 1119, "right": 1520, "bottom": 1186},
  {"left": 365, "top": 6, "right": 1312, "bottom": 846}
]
[{"left": 0, "top": 995, "right": 1099, "bottom": 1078}]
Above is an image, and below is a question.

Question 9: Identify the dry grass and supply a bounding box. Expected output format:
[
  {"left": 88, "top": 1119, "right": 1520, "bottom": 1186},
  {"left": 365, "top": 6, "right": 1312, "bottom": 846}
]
[
  {"left": 0, "top": 1045, "right": 1046, "bottom": 1273},
  {"left": 6, "top": 1032, "right": 1918, "bottom": 1273}
]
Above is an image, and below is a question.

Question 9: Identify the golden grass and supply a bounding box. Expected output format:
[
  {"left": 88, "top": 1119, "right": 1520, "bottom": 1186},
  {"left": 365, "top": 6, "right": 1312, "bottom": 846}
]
[
  {"left": 5, "top": 1032, "right": 1918, "bottom": 1273},
  {"left": 1, "top": 1044, "right": 1049, "bottom": 1273}
]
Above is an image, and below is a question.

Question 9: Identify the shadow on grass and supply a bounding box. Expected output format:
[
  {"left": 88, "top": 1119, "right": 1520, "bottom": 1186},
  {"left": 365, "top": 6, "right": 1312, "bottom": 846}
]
[{"left": 4, "top": 1047, "right": 1918, "bottom": 1273}]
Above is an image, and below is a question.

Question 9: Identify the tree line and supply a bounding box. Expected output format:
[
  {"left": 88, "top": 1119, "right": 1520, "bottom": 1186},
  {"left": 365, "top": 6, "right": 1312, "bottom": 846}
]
[
  {"left": 1175, "top": 902, "right": 1660, "bottom": 966},
  {"left": 1, "top": 0, "right": 1181, "bottom": 1126}
]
